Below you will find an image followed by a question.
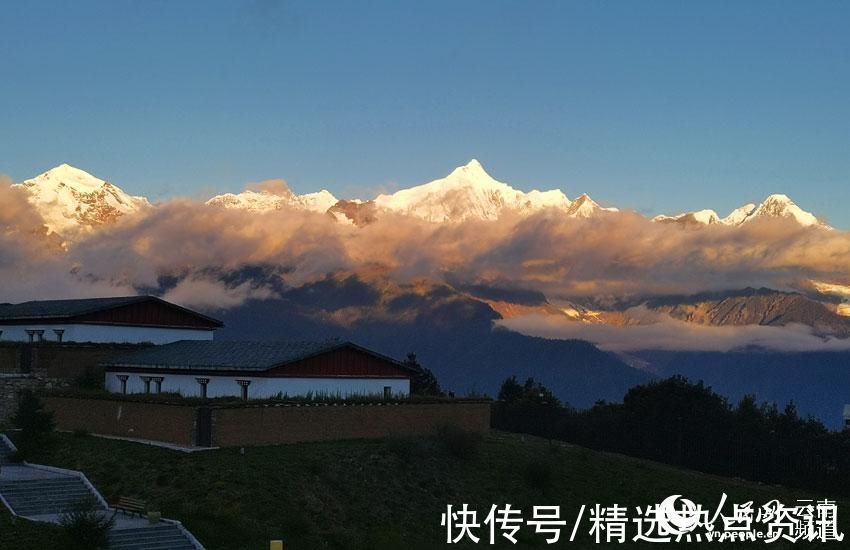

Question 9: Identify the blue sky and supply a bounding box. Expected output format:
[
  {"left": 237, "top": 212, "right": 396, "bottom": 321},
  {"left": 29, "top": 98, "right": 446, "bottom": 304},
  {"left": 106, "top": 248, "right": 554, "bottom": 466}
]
[{"left": 1, "top": 1, "right": 849, "bottom": 226}]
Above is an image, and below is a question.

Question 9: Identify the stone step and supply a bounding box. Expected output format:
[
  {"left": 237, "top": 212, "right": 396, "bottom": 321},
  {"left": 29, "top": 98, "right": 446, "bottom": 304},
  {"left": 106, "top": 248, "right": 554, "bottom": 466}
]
[
  {"left": 0, "top": 476, "right": 104, "bottom": 517},
  {"left": 109, "top": 526, "right": 197, "bottom": 550},
  {"left": 109, "top": 525, "right": 185, "bottom": 540},
  {"left": 0, "top": 487, "right": 94, "bottom": 497}
]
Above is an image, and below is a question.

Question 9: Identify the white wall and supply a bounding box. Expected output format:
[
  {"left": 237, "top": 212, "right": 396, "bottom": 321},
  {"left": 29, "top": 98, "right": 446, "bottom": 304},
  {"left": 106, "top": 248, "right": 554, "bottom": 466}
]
[
  {"left": 0, "top": 324, "right": 214, "bottom": 344},
  {"left": 105, "top": 371, "right": 410, "bottom": 399}
]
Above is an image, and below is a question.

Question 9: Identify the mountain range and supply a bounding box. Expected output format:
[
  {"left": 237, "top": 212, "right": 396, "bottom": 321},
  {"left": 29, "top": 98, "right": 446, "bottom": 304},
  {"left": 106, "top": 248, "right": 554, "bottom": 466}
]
[{"left": 11, "top": 160, "right": 828, "bottom": 236}]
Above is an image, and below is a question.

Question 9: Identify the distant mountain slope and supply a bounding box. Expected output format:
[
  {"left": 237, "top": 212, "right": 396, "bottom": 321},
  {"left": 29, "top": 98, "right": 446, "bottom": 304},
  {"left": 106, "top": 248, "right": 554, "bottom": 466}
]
[
  {"left": 208, "top": 276, "right": 651, "bottom": 407},
  {"left": 645, "top": 287, "right": 850, "bottom": 337}
]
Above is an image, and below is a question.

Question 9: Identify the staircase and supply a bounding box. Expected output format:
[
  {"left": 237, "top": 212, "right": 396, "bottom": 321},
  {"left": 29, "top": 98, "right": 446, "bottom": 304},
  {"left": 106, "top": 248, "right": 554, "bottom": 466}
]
[
  {"left": 0, "top": 439, "right": 11, "bottom": 464},
  {"left": 0, "top": 434, "right": 204, "bottom": 549},
  {"left": 109, "top": 523, "right": 199, "bottom": 550},
  {"left": 0, "top": 475, "right": 103, "bottom": 517}
]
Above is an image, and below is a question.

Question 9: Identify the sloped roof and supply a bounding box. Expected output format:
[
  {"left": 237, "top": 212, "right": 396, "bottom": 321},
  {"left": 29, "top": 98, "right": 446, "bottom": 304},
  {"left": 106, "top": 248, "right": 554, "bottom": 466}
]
[
  {"left": 102, "top": 339, "right": 402, "bottom": 372},
  {"left": 0, "top": 296, "right": 222, "bottom": 327}
]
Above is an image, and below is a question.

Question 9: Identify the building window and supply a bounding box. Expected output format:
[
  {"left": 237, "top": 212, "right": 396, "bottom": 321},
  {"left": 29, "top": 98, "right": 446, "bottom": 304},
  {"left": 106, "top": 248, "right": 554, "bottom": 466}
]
[
  {"left": 236, "top": 379, "right": 251, "bottom": 401},
  {"left": 152, "top": 377, "right": 164, "bottom": 394},
  {"left": 383, "top": 386, "right": 392, "bottom": 400},
  {"left": 118, "top": 375, "right": 129, "bottom": 395},
  {"left": 141, "top": 376, "right": 152, "bottom": 394},
  {"left": 26, "top": 330, "right": 36, "bottom": 343},
  {"left": 196, "top": 378, "right": 210, "bottom": 399},
  {"left": 53, "top": 329, "right": 65, "bottom": 342}
]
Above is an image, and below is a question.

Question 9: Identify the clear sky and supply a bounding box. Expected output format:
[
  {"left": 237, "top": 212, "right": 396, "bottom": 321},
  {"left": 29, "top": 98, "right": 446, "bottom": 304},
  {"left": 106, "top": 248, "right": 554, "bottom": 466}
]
[{"left": 2, "top": 1, "right": 849, "bottom": 226}]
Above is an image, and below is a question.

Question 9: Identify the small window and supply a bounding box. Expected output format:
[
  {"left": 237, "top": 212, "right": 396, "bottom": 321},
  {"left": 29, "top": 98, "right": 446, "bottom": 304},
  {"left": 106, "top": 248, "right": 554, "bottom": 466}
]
[{"left": 383, "top": 386, "right": 392, "bottom": 400}]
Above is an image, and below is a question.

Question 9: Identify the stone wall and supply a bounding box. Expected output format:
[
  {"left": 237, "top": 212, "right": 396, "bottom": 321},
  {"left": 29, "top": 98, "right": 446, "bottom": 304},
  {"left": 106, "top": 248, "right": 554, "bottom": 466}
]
[
  {"left": 0, "top": 343, "right": 148, "bottom": 426},
  {"left": 0, "top": 374, "right": 69, "bottom": 426}
]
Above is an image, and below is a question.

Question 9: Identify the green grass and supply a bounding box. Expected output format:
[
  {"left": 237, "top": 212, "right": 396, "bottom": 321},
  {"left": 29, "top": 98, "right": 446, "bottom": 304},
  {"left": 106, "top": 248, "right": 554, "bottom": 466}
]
[
  {"left": 0, "top": 509, "right": 62, "bottom": 549},
  {"left": 5, "top": 431, "right": 849, "bottom": 549}
]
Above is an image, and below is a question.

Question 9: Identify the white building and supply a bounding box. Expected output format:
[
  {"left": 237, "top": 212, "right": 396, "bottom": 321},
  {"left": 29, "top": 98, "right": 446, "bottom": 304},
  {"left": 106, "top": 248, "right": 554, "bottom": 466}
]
[
  {"left": 0, "top": 296, "right": 222, "bottom": 344},
  {"left": 103, "top": 340, "right": 412, "bottom": 400}
]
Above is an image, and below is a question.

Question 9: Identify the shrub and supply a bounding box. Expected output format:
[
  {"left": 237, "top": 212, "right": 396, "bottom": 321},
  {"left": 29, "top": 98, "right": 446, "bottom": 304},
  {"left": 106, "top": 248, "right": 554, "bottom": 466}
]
[
  {"left": 436, "top": 425, "right": 481, "bottom": 460},
  {"left": 59, "top": 498, "right": 115, "bottom": 550},
  {"left": 12, "top": 390, "right": 55, "bottom": 457}
]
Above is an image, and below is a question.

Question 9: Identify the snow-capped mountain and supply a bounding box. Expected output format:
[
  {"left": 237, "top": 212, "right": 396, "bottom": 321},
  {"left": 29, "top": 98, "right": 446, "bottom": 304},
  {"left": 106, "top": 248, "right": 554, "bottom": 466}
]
[
  {"left": 9, "top": 162, "right": 831, "bottom": 235},
  {"left": 653, "top": 194, "right": 825, "bottom": 228},
  {"left": 373, "top": 159, "right": 571, "bottom": 222},
  {"left": 13, "top": 163, "right": 150, "bottom": 236},
  {"left": 743, "top": 194, "right": 822, "bottom": 227},
  {"left": 206, "top": 184, "right": 338, "bottom": 214}
]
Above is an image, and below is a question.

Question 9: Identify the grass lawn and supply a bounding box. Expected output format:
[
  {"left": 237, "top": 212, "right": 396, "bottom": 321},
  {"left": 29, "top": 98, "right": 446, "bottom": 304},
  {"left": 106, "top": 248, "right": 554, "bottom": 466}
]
[
  {"left": 0, "top": 509, "right": 62, "bottom": 549},
  {"left": 5, "top": 431, "right": 849, "bottom": 549}
]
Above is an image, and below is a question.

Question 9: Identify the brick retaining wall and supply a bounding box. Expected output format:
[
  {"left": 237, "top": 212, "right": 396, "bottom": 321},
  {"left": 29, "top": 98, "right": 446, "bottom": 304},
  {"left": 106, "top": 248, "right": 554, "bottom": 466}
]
[
  {"left": 44, "top": 396, "right": 197, "bottom": 446},
  {"left": 41, "top": 396, "right": 491, "bottom": 448}
]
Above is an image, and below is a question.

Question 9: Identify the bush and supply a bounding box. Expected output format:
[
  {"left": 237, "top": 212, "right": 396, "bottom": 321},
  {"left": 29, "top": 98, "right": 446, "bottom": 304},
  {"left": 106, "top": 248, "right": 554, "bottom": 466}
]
[
  {"left": 12, "top": 390, "right": 55, "bottom": 457},
  {"left": 59, "top": 498, "right": 115, "bottom": 550},
  {"left": 436, "top": 425, "right": 481, "bottom": 460}
]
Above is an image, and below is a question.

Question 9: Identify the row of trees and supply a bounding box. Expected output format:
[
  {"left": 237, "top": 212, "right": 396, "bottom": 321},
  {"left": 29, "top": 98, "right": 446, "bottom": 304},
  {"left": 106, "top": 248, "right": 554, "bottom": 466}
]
[{"left": 493, "top": 375, "right": 850, "bottom": 495}]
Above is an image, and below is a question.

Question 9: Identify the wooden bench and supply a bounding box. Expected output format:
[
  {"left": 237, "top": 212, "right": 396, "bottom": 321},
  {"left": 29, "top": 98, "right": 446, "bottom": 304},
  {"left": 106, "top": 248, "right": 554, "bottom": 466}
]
[{"left": 114, "top": 496, "right": 147, "bottom": 516}]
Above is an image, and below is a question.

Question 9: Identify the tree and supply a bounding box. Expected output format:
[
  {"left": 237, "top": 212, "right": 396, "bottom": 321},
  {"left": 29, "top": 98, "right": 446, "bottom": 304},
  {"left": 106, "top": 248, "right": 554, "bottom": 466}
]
[
  {"left": 498, "top": 376, "right": 524, "bottom": 403},
  {"left": 404, "top": 353, "right": 443, "bottom": 396},
  {"left": 498, "top": 376, "right": 561, "bottom": 408},
  {"left": 12, "top": 389, "right": 56, "bottom": 455}
]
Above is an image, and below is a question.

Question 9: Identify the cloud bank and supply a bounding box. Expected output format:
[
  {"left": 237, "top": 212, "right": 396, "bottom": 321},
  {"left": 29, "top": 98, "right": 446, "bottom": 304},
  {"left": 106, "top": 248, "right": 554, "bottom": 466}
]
[
  {"left": 2, "top": 177, "right": 850, "bottom": 354},
  {"left": 498, "top": 313, "right": 850, "bottom": 353}
]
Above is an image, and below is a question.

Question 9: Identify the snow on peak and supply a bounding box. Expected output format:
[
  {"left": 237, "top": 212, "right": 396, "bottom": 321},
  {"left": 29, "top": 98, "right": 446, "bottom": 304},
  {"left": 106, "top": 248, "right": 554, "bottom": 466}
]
[
  {"left": 653, "top": 209, "right": 720, "bottom": 226},
  {"left": 654, "top": 195, "right": 824, "bottom": 228},
  {"left": 13, "top": 164, "right": 150, "bottom": 236},
  {"left": 566, "top": 193, "right": 619, "bottom": 218},
  {"left": 374, "top": 159, "right": 570, "bottom": 222},
  {"left": 720, "top": 203, "right": 757, "bottom": 225},
  {"left": 747, "top": 194, "right": 821, "bottom": 227},
  {"left": 206, "top": 182, "right": 338, "bottom": 214}
]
